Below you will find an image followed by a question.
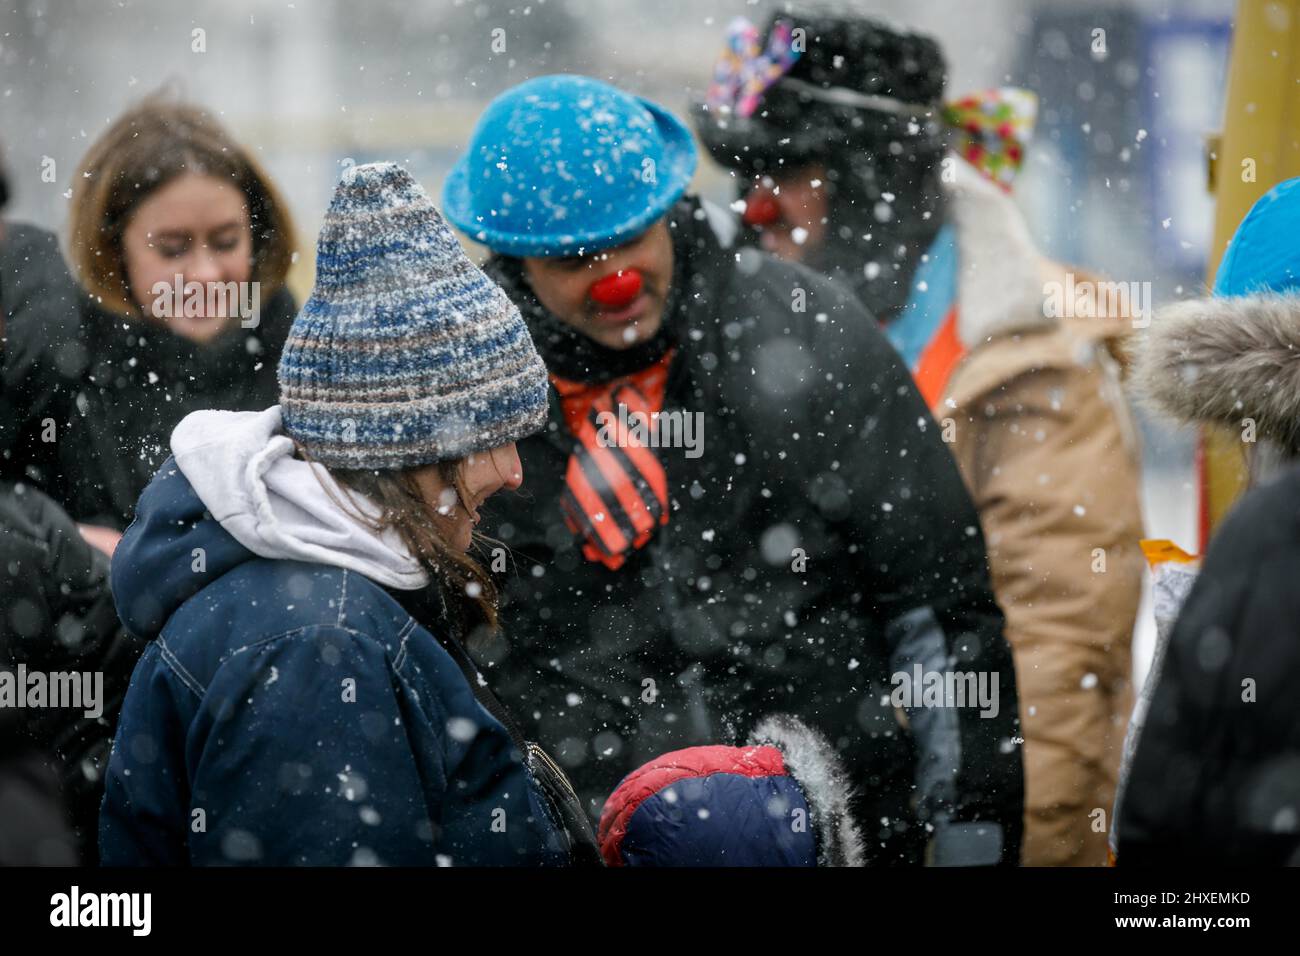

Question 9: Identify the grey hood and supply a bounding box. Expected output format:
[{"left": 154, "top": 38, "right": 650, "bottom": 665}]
[
  {"left": 1131, "top": 292, "right": 1300, "bottom": 453},
  {"left": 750, "top": 713, "right": 866, "bottom": 866},
  {"left": 170, "top": 406, "right": 430, "bottom": 590}
]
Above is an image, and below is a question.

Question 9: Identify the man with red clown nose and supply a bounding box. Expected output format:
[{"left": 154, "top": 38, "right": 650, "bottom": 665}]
[{"left": 444, "top": 73, "right": 1024, "bottom": 866}]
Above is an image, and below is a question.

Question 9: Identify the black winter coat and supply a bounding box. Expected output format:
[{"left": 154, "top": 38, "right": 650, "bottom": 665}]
[
  {"left": 1, "top": 220, "right": 283, "bottom": 860},
  {"left": 480, "top": 199, "right": 1024, "bottom": 865},
  {"left": 1, "top": 222, "right": 89, "bottom": 499},
  {"left": 2, "top": 220, "right": 297, "bottom": 528},
  {"left": 0, "top": 479, "right": 144, "bottom": 863},
  {"left": 1118, "top": 462, "right": 1300, "bottom": 866}
]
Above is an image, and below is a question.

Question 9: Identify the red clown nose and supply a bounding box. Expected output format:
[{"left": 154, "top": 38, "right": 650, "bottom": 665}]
[
  {"left": 589, "top": 269, "right": 643, "bottom": 309},
  {"left": 742, "top": 194, "right": 781, "bottom": 227}
]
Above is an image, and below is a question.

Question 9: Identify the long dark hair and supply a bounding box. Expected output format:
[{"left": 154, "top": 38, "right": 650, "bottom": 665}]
[{"left": 298, "top": 447, "right": 504, "bottom": 640}]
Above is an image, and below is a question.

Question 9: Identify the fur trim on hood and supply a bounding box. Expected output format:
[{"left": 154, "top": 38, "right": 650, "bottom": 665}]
[
  {"left": 749, "top": 713, "right": 865, "bottom": 867},
  {"left": 1131, "top": 292, "right": 1300, "bottom": 452}
]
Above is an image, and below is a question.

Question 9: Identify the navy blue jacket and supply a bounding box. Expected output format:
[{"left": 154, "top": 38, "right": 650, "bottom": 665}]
[{"left": 100, "top": 458, "right": 573, "bottom": 866}]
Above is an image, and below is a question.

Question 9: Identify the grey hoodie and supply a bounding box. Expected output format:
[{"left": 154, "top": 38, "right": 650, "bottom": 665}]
[{"left": 169, "top": 406, "right": 429, "bottom": 591}]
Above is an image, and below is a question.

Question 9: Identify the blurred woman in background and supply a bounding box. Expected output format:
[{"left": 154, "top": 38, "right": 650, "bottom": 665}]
[
  {"left": 59, "top": 94, "right": 299, "bottom": 538},
  {"left": 2, "top": 98, "right": 299, "bottom": 860}
]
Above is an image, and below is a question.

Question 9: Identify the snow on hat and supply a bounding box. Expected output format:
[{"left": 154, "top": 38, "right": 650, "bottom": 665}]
[
  {"left": 278, "top": 161, "right": 549, "bottom": 469},
  {"left": 442, "top": 74, "right": 698, "bottom": 258}
]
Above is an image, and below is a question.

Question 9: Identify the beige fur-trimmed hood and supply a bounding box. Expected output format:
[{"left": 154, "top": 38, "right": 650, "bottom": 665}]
[{"left": 1131, "top": 292, "right": 1300, "bottom": 452}]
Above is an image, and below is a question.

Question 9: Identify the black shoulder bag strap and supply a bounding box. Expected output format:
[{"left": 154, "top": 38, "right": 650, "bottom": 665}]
[
  {"left": 401, "top": 583, "right": 604, "bottom": 867},
  {"left": 435, "top": 627, "right": 604, "bottom": 867}
]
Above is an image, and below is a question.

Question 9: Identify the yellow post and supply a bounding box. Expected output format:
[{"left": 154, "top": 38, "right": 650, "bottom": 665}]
[{"left": 1202, "top": 0, "right": 1300, "bottom": 543}]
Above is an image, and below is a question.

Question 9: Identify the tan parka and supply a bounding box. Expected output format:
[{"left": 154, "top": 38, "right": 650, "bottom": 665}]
[{"left": 932, "top": 161, "right": 1144, "bottom": 865}]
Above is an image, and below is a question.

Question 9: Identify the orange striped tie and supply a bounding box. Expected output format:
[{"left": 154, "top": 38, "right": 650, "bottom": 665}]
[{"left": 552, "top": 353, "right": 673, "bottom": 570}]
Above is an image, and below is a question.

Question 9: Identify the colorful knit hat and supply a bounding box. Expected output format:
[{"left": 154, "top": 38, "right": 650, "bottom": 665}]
[
  {"left": 943, "top": 88, "right": 1038, "bottom": 192},
  {"left": 278, "top": 162, "right": 549, "bottom": 469}
]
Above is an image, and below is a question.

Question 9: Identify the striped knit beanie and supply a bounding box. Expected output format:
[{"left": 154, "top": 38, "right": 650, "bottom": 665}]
[{"left": 277, "top": 161, "right": 549, "bottom": 469}]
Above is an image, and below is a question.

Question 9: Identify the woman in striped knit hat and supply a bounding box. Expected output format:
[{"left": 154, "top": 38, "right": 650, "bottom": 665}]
[{"left": 99, "top": 162, "right": 600, "bottom": 866}]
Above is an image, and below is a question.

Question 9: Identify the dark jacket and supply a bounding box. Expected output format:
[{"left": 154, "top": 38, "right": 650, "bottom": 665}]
[
  {"left": 1123, "top": 262, "right": 1300, "bottom": 864},
  {"left": 1, "top": 220, "right": 297, "bottom": 527},
  {"left": 0, "top": 747, "right": 78, "bottom": 865},
  {"left": 0, "top": 479, "right": 144, "bottom": 863},
  {"left": 2, "top": 223, "right": 147, "bottom": 862},
  {"left": 100, "top": 453, "right": 580, "bottom": 866},
  {"left": 1116, "top": 462, "right": 1300, "bottom": 866},
  {"left": 0, "top": 475, "right": 110, "bottom": 867},
  {"left": 479, "top": 197, "right": 1024, "bottom": 865},
  {"left": 0, "top": 222, "right": 89, "bottom": 496}
]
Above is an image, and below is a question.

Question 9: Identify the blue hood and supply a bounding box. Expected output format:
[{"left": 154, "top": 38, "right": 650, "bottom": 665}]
[
  {"left": 111, "top": 459, "right": 253, "bottom": 641},
  {"left": 1214, "top": 175, "right": 1300, "bottom": 297},
  {"left": 1134, "top": 174, "right": 1300, "bottom": 455}
]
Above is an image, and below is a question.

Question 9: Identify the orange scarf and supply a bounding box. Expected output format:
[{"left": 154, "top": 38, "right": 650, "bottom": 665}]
[{"left": 551, "top": 350, "right": 674, "bottom": 570}]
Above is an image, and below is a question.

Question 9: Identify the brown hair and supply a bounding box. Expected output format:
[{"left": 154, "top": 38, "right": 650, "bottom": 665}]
[
  {"left": 68, "top": 94, "right": 297, "bottom": 319},
  {"left": 315, "top": 454, "right": 504, "bottom": 639}
]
